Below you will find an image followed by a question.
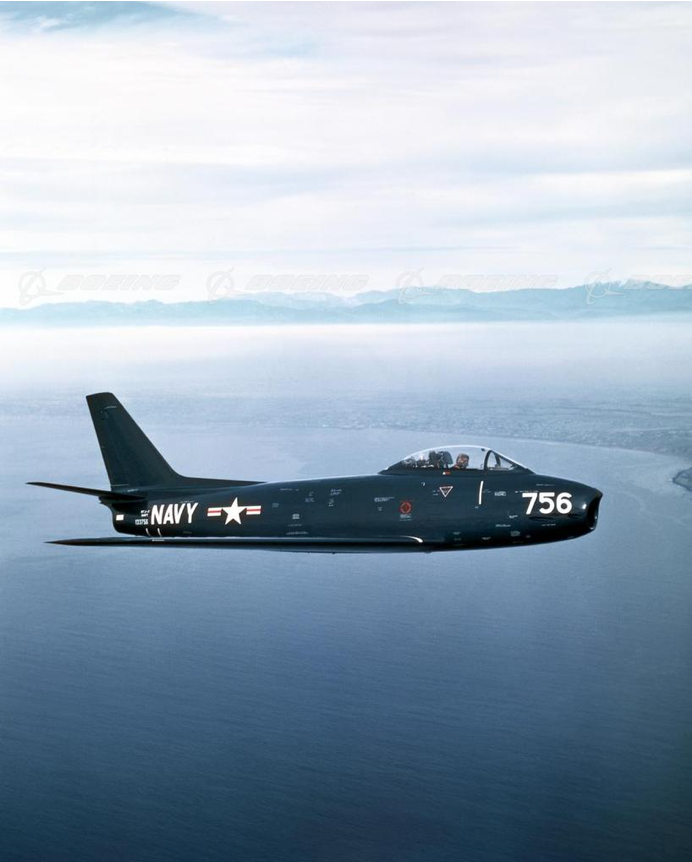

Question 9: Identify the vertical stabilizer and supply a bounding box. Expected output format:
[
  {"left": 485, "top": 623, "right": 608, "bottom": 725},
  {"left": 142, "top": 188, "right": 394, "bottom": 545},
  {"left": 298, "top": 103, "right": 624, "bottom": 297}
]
[{"left": 86, "top": 392, "right": 179, "bottom": 490}]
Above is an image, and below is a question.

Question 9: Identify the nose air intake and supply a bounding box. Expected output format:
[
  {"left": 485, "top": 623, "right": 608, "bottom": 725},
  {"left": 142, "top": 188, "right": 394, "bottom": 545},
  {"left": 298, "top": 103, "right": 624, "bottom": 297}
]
[{"left": 586, "top": 491, "right": 602, "bottom": 531}]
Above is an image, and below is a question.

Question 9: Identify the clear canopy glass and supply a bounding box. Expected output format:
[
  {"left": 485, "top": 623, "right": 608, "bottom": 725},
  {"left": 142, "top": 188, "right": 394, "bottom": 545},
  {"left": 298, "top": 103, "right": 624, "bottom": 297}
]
[{"left": 382, "top": 445, "right": 530, "bottom": 474}]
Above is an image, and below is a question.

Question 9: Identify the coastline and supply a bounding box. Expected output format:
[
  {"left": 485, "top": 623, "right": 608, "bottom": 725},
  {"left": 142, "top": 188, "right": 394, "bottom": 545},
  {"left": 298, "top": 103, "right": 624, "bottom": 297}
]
[{"left": 673, "top": 467, "right": 692, "bottom": 493}]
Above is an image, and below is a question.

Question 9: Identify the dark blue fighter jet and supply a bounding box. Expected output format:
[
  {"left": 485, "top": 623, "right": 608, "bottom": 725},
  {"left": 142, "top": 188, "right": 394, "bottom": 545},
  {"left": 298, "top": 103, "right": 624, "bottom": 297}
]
[{"left": 30, "top": 393, "right": 602, "bottom": 553}]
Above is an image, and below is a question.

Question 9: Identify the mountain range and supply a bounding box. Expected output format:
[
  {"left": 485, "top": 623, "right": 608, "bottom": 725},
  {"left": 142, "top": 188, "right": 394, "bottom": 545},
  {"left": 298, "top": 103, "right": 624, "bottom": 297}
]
[{"left": 2, "top": 281, "right": 692, "bottom": 326}]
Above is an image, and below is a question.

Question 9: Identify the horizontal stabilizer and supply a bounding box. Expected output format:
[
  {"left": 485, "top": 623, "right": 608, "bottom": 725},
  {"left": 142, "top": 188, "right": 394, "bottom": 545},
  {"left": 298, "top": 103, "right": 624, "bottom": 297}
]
[
  {"left": 27, "top": 482, "right": 145, "bottom": 502},
  {"left": 48, "top": 536, "right": 440, "bottom": 554}
]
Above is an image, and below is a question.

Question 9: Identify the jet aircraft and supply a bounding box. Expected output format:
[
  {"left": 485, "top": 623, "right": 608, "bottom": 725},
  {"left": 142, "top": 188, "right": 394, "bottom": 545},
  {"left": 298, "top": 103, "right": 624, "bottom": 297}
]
[{"left": 30, "top": 393, "right": 602, "bottom": 553}]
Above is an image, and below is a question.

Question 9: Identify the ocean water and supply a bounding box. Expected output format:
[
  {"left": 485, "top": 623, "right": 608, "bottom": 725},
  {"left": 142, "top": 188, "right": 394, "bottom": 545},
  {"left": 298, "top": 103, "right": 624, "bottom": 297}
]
[{"left": 1, "top": 322, "right": 691, "bottom": 861}]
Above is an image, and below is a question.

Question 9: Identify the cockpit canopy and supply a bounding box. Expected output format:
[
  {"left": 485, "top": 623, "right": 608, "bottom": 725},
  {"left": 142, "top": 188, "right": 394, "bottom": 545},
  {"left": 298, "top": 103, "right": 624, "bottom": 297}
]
[{"left": 381, "top": 445, "right": 531, "bottom": 474}]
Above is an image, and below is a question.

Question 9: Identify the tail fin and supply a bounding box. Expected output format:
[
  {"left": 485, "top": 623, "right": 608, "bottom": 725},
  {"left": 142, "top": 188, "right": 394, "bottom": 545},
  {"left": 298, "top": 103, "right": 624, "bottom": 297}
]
[
  {"left": 86, "top": 392, "right": 260, "bottom": 492},
  {"left": 87, "top": 393, "right": 179, "bottom": 490}
]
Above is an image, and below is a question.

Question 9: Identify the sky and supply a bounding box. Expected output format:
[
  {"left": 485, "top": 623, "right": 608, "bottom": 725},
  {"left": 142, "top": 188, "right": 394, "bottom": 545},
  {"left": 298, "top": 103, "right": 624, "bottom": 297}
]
[{"left": 1, "top": 0, "right": 692, "bottom": 307}]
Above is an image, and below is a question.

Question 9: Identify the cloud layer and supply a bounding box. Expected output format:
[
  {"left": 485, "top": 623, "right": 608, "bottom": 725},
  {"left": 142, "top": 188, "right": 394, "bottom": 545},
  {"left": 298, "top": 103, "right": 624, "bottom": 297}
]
[{"left": 1, "top": 1, "right": 691, "bottom": 305}]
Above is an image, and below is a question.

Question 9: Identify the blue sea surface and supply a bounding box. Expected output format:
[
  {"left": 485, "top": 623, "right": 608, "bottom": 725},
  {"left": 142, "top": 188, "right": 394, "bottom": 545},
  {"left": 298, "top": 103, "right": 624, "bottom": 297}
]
[{"left": 1, "top": 323, "right": 691, "bottom": 861}]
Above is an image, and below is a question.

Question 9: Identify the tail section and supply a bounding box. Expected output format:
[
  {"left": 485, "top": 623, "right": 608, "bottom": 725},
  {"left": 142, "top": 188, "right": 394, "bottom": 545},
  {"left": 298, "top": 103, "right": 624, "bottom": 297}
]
[
  {"left": 85, "top": 392, "right": 260, "bottom": 492},
  {"left": 87, "top": 393, "right": 178, "bottom": 490},
  {"left": 29, "top": 392, "right": 261, "bottom": 499}
]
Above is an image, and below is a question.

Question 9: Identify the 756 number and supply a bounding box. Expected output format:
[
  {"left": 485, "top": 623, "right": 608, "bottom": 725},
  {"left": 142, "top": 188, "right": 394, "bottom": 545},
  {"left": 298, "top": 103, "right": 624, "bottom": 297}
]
[{"left": 522, "top": 491, "right": 572, "bottom": 515}]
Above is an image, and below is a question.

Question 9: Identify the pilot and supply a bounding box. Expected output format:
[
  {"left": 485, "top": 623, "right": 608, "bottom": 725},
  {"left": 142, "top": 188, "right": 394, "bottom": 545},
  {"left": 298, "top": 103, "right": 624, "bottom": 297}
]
[{"left": 452, "top": 453, "right": 469, "bottom": 470}]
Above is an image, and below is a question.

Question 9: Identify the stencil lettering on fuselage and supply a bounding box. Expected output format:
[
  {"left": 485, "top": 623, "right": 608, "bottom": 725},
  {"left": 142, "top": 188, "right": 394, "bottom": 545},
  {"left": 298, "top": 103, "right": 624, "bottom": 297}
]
[{"left": 150, "top": 502, "right": 199, "bottom": 526}]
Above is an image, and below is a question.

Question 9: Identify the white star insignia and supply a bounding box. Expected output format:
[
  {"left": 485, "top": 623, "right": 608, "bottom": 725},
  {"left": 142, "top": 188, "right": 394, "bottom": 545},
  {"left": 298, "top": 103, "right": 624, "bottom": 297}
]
[{"left": 222, "top": 498, "right": 247, "bottom": 525}]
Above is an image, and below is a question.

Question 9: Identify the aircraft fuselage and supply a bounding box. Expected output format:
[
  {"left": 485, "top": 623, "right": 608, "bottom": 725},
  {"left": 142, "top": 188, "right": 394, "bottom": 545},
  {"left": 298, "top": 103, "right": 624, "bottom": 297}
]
[{"left": 112, "top": 471, "right": 601, "bottom": 551}]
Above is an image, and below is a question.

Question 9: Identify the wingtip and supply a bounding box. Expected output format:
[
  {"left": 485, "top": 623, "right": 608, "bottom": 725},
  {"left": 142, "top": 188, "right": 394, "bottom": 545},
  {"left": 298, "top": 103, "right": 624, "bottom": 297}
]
[
  {"left": 46, "top": 537, "right": 123, "bottom": 546},
  {"left": 48, "top": 538, "right": 84, "bottom": 545},
  {"left": 47, "top": 540, "right": 91, "bottom": 546}
]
